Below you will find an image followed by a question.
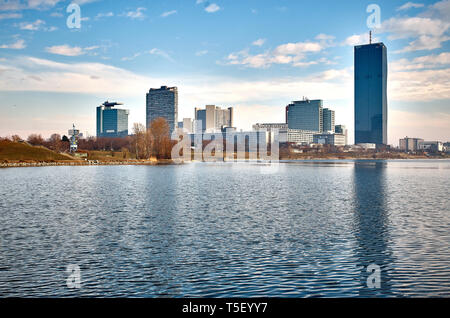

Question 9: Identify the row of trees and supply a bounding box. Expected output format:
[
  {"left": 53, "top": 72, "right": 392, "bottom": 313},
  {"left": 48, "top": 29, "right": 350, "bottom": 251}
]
[{"left": 1, "top": 117, "right": 174, "bottom": 160}]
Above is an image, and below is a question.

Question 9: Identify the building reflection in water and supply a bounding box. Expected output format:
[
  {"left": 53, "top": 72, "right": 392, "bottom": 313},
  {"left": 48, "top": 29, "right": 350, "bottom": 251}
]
[{"left": 352, "top": 161, "right": 394, "bottom": 297}]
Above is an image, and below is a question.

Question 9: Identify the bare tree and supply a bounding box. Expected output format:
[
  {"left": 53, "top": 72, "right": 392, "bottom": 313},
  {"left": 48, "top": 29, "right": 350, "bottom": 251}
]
[
  {"left": 27, "top": 134, "right": 45, "bottom": 146},
  {"left": 148, "top": 118, "right": 172, "bottom": 159},
  {"left": 48, "top": 134, "right": 62, "bottom": 152},
  {"left": 132, "top": 123, "right": 147, "bottom": 159}
]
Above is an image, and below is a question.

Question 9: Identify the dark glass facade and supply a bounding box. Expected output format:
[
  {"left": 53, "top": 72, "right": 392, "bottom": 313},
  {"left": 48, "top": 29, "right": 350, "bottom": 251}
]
[
  {"left": 354, "top": 43, "right": 388, "bottom": 145},
  {"left": 96, "top": 104, "right": 129, "bottom": 138},
  {"left": 286, "top": 99, "right": 323, "bottom": 132}
]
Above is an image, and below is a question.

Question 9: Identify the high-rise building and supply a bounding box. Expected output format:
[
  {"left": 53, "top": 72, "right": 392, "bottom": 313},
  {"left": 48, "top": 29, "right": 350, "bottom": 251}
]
[
  {"left": 146, "top": 86, "right": 178, "bottom": 132},
  {"left": 335, "top": 125, "right": 348, "bottom": 145},
  {"left": 322, "top": 108, "right": 335, "bottom": 133},
  {"left": 354, "top": 42, "right": 388, "bottom": 145},
  {"left": 96, "top": 101, "right": 129, "bottom": 138},
  {"left": 286, "top": 99, "right": 323, "bottom": 132},
  {"left": 195, "top": 105, "right": 233, "bottom": 132}
]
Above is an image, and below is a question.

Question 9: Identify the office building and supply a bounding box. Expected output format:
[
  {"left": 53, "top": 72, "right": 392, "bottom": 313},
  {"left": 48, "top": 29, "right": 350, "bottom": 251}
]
[
  {"left": 253, "top": 123, "right": 288, "bottom": 143},
  {"left": 399, "top": 137, "right": 424, "bottom": 152},
  {"left": 322, "top": 108, "right": 335, "bottom": 133},
  {"left": 195, "top": 105, "right": 233, "bottom": 133},
  {"left": 181, "top": 118, "right": 194, "bottom": 133},
  {"left": 146, "top": 86, "right": 178, "bottom": 132},
  {"left": 354, "top": 42, "right": 388, "bottom": 145},
  {"left": 335, "top": 125, "right": 348, "bottom": 145},
  {"left": 287, "top": 129, "right": 317, "bottom": 144},
  {"left": 96, "top": 101, "right": 129, "bottom": 138},
  {"left": 313, "top": 133, "right": 346, "bottom": 146},
  {"left": 286, "top": 99, "right": 323, "bottom": 132},
  {"left": 420, "top": 141, "right": 443, "bottom": 153}
]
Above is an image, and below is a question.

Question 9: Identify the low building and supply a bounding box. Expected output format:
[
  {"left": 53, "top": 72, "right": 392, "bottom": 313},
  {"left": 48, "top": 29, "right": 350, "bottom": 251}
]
[
  {"left": 335, "top": 125, "right": 348, "bottom": 145},
  {"left": 399, "top": 137, "right": 424, "bottom": 152},
  {"left": 253, "top": 123, "right": 288, "bottom": 143},
  {"left": 420, "top": 141, "right": 443, "bottom": 153},
  {"left": 444, "top": 142, "right": 450, "bottom": 153},
  {"left": 356, "top": 143, "right": 377, "bottom": 150},
  {"left": 313, "top": 133, "right": 346, "bottom": 146},
  {"left": 287, "top": 129, "right": 317, "bottom": 144}
]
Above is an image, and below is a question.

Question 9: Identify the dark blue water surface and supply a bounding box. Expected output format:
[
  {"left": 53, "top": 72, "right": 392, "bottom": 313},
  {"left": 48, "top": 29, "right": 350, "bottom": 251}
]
[{"left": 0, "top": 160, "right": 449, "bottom": 297}]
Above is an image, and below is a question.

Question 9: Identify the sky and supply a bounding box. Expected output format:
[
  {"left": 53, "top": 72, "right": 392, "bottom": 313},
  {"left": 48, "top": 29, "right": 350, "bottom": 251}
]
[{"left": 0, "top": 0, "right": 449, "bottom": 145}]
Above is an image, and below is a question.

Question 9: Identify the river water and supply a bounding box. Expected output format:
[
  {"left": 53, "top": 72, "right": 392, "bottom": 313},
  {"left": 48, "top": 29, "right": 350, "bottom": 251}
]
[{"left": 0, "top": 160, "right": 449, "bottom": 297}]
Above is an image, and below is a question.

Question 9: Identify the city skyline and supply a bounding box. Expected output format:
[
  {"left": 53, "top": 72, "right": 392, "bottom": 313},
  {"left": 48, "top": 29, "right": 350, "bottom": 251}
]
[{"left": 0, "top": 0, "right": 449, "bottom": 145}]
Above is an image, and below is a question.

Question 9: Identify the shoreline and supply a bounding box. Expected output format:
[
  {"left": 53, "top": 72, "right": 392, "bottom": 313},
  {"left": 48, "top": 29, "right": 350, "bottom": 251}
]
[{"left": 1, "top": 157, "right": 449, "bottom": 168}]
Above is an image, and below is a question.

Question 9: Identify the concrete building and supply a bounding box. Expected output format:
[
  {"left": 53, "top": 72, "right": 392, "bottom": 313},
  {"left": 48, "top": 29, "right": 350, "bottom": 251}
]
[
  {"left": 195, "top": 105, "right": 233, "bottom": 133},
  {"left": 179, "top": 118, "right": 193, "bottom": 133},
  {"left": 313, "top": 133, "right": 346, "bottom": 146},
  {"left": 146, "top": 86, "right": 178, "bottom": 132},
  {"left": 444, "top": 142, "right": 450, "bottom": 153},
  {"left": 96, "top": 101, "right": 129, "bottom": 138},
  {"left": 287, "top": 129, "right": 317, "bottom": 144},
  {"left": 420, "top": 141, "right": 444, "bottom": 153},
  {"left": 335, "top": 125, "right": 348, "bottom": 145},
  {"left": 399, "top": 137, "right": 424, "bottom": 152},
  {"left": 253, "top": 123, "right": 288, "bottom": 143},
  {"left": 322, "top": 108, "right": 335, "bottom": 133},
  {"left": 286, "top": 98, "right": 323, "bottom": 132},
  {"left": 355, "top": 42, "right": 388, "bottom": 145}
]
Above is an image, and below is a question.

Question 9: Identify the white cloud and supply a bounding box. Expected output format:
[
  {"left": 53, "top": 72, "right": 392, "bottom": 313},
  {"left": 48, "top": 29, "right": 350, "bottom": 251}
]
[
  {"left": 45, "top": 44, "right": 99, "bottom": 56},
  {"left": 95, "top": 12, "right": 114, "bottom": 19},
  {"left": 379, "top": 3, "right": 450, "bottom": 53},
  {"left": 161, "top": 10, "right": 177, "bottom": 18},
  {"left": 205, "top": 3, "right": 220, "bottom": 13},
  {"left": 252, "top": 38, "right": 266, "bottom": 47},
  {"left": 148, "top": 48, "right": 174, "bottom": 62},
  {"left": 0, "top": 0, "right": 97, "bottom": 11},
  {"left": 122, "top": 48, "right": 174, "bottom": 62},
  {"left": 18, "top": 19, "right": 45, "bottom": 30},
  {"left": 0, "top": 12, "right": 22, "bottom": 19},
  {"left": 391, "top": 52, "right": 450, "bottom": 71},
  {"left": 343, "top": 33, "right": 378, "bottom": 46},
  {"left": 397, "top": 2, "right": 424, "bottom": 11},
  {"left": 122, "top": 7, "right": 146, "bottom": 20},
  {"left": 195, "top": 50, "right": 208, "bottom": 56},
  {"left": 226, "top": 36, "right": 333, "bottom": 68},
  {"left": 0, "top": 39, "right": 26, "bottom": 49},
  {"left": 50, "top": 11, "right": 63, "bottom": 17}
]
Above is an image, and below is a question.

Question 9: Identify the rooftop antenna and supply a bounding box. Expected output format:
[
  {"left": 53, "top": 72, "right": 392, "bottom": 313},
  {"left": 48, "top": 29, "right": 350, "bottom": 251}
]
[{"left": 369, "top": 30, "right": 372, "bottom": 44}]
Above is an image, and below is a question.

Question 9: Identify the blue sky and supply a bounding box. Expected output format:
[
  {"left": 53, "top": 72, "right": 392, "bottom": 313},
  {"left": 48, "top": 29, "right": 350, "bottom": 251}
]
[{"left": 0, "top": 0, "right": 449, "bottom": 145}]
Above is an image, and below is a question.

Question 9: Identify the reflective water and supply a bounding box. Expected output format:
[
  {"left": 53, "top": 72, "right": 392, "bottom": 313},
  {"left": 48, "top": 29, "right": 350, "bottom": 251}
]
[{"left": 0, "top": 160, "right": 449, "bottom": 297}]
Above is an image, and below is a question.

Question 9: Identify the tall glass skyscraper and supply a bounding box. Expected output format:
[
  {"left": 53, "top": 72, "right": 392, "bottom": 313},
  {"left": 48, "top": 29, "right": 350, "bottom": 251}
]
[
  {"left": 354, "top": 42, "right": 388, "bottom": 145},
  {"left": 96, "top": 101, "right": 129, "bottom": 138},
  {"left": 146, "top": 86, "right": 178, "bottom": 132}
]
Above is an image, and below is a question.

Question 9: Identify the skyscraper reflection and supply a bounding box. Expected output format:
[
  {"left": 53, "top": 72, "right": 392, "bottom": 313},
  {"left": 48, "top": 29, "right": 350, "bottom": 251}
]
[{"left": 352, "top": 161, "right": 394, "bottom": 297}]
